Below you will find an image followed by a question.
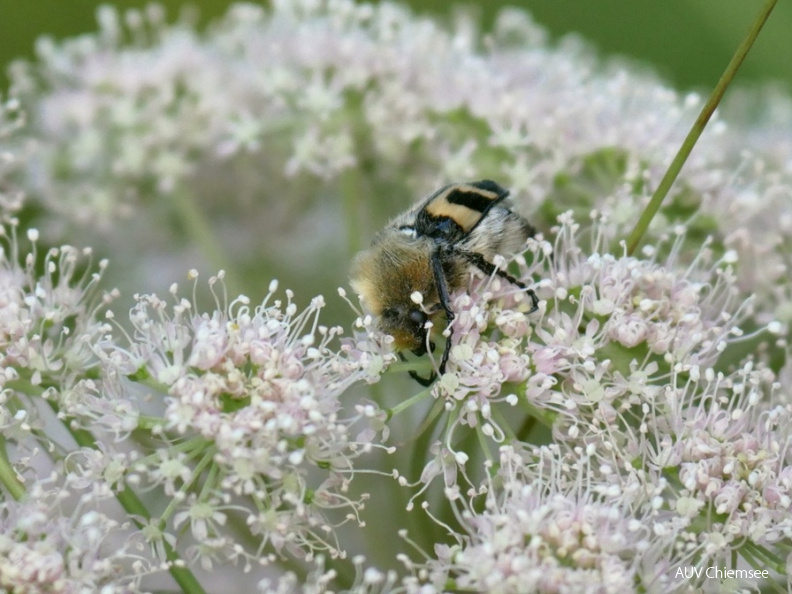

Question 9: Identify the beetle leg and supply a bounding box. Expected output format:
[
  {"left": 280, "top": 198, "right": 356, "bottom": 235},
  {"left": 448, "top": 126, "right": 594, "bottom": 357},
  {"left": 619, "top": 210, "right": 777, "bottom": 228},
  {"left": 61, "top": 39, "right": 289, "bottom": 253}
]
[
  {"left": 430, "top": 249, "right": 455, "bottom": 375},
  {"left": 461, "top": 250, "right": 539, "bottom": 313}
]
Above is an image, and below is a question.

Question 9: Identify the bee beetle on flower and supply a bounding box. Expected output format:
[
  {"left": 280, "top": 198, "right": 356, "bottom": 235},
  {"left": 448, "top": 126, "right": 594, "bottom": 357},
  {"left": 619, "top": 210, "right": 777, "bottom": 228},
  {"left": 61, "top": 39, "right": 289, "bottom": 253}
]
[{"left": 350, "top": 180, "right": 539, "bottom": 384}]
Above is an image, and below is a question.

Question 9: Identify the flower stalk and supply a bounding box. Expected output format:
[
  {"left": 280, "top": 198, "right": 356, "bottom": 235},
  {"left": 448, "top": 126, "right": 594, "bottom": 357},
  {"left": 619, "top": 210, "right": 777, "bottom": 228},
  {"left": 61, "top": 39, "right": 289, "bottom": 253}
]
[
  {"left": 0, "top": 437, "right": 26, "bottom": 501},
  {"left": 625, "top": 0, "right": 779, "bottom": 255}
]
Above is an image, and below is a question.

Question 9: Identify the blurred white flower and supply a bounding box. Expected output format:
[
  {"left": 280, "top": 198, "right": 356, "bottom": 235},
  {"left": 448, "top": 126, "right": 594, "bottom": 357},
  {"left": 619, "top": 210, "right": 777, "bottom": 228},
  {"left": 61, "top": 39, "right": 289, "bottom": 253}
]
[
  {"left": 0, "top": 486, "right": 148, "bottom": 593},
  {"left": 0, "top": 97, "right": 26, "bottom": 216}
]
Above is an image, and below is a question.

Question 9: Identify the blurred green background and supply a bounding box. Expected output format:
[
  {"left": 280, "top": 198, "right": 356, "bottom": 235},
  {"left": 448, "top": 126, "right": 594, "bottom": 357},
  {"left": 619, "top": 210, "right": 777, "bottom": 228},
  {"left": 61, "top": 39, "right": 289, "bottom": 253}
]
[{"left": 1, "top": 0, "right": 790, "bottom": 94}]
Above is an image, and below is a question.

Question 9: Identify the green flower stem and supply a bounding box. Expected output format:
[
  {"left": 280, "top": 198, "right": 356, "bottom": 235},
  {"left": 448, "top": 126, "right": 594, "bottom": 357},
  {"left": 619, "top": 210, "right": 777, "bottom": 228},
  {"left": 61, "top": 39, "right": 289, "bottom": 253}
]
[
  {"left": 0, "top": 436, "right": 26, "bottom": 501},
  {"left": 740, "top": 540, "right": 786, "bottom": 575},
  {"left": 516, "top": 387, "right": 557, "bottom": 431},
  {"left": 160, "top": 449, "right": 216, "bottom": 527},
  {"left": 128, "top": 373, "right": 171, "bottom": 396},
  {"left": 197, "top": 455, "right": 219, "bottom": 500},
  {"left": 475, "top": 425, "right": 495, "bottom": 465},
  {"left": 625, "top": 0, "right": 778, "bottom": 256},
  {"left": 409, "top": 397, "right": 446, "bottom": 445},
  {"left": 170, "top": 185, "right": 240, "bottom": 296},
  {"left": 491, "top": 406, "right": 518, "bottom": 443},
  {"left": 388, "top": 384, "right": 434, "bottom": 418},
  {"left": 134, "top": 436, "right": 208, "bottom": 468},
  {"left": 47, "top": 400, "right": 207, "bottom": 594}
]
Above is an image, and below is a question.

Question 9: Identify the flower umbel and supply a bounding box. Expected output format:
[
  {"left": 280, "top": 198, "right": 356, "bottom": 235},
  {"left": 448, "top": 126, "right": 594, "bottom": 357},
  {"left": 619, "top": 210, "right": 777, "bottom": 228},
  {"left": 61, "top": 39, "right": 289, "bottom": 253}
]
[
  {"left": 402, "top": 446, "right": 654, "bottom": 593},
  {"left": 103, "top": 274, "right": 388, "bottom": 565}
]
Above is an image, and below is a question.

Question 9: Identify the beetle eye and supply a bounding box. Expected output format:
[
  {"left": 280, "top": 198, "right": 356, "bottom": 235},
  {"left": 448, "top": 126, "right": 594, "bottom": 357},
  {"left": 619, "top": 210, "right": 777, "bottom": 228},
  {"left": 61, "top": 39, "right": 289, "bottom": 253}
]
[{"left": 409, "top": 309, "right": 428, "bottom": 328}]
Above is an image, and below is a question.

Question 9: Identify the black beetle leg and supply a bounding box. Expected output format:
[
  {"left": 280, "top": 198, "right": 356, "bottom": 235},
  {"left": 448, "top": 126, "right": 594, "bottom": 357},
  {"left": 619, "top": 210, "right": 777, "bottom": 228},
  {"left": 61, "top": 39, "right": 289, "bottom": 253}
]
[
  {"left": 399, "top": 351, "right": 437, "bottom": 386},
  {"left": 461, "top": 250, "right": 539, "bottom": 313},
  {"left": 430, "top": 249, "right": 455, "bottom": 375}
]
